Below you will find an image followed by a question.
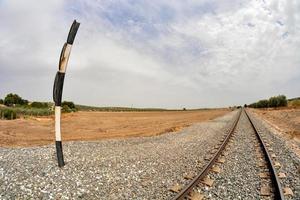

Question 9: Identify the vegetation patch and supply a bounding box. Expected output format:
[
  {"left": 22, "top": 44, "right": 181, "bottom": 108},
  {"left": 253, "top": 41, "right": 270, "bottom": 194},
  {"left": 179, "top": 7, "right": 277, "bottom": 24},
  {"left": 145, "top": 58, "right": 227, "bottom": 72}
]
[
  {"left": 0, "top": 108, "right": 17, "bottom": 120},
  {"left": 30, "top": 102, "right": 49, "bottom": 108}
]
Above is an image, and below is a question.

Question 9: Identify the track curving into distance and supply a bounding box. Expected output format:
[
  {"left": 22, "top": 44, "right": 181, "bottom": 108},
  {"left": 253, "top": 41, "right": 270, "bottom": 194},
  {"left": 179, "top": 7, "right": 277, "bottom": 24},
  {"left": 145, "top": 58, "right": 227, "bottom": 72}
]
[{"left": 171, "top": 108, "right": 285, "bottom": 200}]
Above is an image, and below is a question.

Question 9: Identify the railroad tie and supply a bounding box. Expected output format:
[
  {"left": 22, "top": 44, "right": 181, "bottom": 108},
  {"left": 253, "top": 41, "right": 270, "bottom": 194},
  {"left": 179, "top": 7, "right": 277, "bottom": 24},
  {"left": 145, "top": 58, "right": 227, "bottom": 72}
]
[
  {"left": 189, "top": 191, "right": 204, "bottom": 200},
  {"left": 260, "top": 186, "right": 271, "bottom": 196},
  {"left": 283, "top": 187, "right": 293, "bottom": 196},
  {"left": 259, "top": 172, "right": 270, "bottom": 178},
  {"left": 268, "top": 148, "right": 273, "bottom": 152},
  {"left": 201, "top": 177, "right": 214, "bottom": 187},
  {"left": 211, "top": 166, "right": 221, "bottom": 173},
  {"left": 274, "top": 162, "right": 281, "bottom": 168},
  {"left": 278, "top": 172, "right": 286, "bottom": 178},
  {"left": 204, "top": 156, "right": 211, "bottom": 161},
  {"left": 169, "top": 183, "right": 182, "bottom": 193},
  {"left": 184, "top": 174, "right": 194, "bottom": 180},
  {"left": 271, "top": 153, "right": 277, "bottom": 158},
  {"left": 217, "top": 157, "right": 226, "bottom": 164}
]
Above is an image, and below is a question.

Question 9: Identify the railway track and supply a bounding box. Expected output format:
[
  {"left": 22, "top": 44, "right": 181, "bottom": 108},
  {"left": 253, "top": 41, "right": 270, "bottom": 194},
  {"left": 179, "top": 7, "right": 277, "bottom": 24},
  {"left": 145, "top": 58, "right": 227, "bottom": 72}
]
[{"left": 171, "top": 108, "right": 285, "bottom": 200}]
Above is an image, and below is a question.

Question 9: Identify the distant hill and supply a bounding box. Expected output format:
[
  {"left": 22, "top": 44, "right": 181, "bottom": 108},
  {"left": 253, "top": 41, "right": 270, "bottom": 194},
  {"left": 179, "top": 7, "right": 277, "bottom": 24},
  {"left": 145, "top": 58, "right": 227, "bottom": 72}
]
[
  {"left": 287, "top": 97, "right": 300, "bottom": 108},
  {"left": 288, "top": 97, "right": 300, "bottom": 101},
  {"left": 75, "top": 104, "right": 169, "bottom": 112}
]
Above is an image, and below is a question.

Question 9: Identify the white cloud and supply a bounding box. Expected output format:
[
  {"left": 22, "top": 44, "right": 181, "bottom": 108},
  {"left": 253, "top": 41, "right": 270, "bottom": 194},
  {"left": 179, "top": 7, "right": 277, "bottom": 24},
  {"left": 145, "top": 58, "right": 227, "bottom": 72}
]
[{"left": 0, "top": 0, "right": 299, "bottom": 108}]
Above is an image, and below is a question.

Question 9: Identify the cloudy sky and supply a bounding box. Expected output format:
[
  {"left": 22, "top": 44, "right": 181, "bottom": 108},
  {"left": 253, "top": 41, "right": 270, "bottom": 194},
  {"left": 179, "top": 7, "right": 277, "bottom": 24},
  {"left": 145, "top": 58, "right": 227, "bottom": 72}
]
[{"left": 0, "top": 0, "right": 299, "bottom": 108}]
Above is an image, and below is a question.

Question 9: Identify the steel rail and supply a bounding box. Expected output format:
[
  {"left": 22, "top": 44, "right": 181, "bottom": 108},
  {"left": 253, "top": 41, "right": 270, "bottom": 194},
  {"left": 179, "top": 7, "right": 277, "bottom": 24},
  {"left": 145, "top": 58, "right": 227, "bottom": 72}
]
[
  {"left": 245, "top": 109, "right": 285, "bottom": 200},
  {"left": 172, "top": 109, "right": 242, "bottom": 200}
]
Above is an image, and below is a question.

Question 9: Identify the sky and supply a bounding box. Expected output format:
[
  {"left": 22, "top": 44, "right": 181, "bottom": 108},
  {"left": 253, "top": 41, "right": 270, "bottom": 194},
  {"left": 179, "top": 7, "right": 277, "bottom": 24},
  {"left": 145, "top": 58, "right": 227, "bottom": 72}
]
[{"left": 0, "top": 0, "right": 299, "bottom": 109}]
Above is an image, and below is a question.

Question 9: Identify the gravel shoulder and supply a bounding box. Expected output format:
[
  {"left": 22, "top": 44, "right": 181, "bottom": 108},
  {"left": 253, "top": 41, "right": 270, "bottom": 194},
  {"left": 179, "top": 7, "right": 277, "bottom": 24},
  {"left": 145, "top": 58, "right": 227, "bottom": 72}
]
[
  {"left": 248, "top": 109, "right": 300, "bottom": 199},
  {"left": 0, "top": 110, "right": 237, "bottom": 199},
  {"left": 251, "top": 108, "right": 300, "bottom": 157}
]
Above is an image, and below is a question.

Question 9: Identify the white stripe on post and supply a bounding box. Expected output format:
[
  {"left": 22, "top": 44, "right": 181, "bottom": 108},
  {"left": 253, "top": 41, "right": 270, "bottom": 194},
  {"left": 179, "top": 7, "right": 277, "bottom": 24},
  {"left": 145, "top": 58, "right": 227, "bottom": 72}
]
[
  {"left": 55, "top": 106, "right": 61, "bottom": 141},
  {"left": 59, "top": 44, "right": 72, "bottom": 73}
]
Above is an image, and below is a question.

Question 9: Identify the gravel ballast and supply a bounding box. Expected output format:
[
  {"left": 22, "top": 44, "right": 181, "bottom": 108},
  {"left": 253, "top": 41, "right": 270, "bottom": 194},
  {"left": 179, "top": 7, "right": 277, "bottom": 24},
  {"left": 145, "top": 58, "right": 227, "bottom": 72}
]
[
  {"left": 198, "top": 110, "right": 261, "bottom": 199},
  {"left": 0, "top": 111, "right": 238, "bottom": 199}
]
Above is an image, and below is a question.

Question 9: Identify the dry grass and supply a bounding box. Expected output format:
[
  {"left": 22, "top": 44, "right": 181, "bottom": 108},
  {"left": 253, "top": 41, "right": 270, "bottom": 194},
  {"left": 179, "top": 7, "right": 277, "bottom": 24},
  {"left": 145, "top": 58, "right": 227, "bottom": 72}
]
[
  {"left": 0, "top": 109, "right": 229, "bottom": 147},
  {"left": 288, "top": 99, "right": 300, "bottom": 108}
]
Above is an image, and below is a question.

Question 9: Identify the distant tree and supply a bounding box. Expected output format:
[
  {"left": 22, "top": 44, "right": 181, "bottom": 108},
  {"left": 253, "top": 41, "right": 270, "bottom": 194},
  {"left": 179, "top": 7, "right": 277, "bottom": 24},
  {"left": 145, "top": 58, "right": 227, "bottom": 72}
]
[
  {"left": 249, "top": 95, "right": 288, "bottom": 109},
  {"left": 4, "top": 93, "right": 28, "bottom": 106},
  {"left": 183, "top": 107, "right": 186, "bottom": 111},
  {"left": 268, "top": 96, "right": 278, "bottom": 107},
  {"left": 268, "top": 95, "right": 287, "bottom": 107},
  {"left": 276, "top": 95, "right": 287, "bottom": 107},
  {"left": 249, "top": 102, "right": 257, "bottom": 108},
  {"left": 256, "top": 99, "right": 269, "bottom": 108},
  {"left": 0, "top": 99, "right": 3, "bottom": 104},
  {"left": 244, "top": 104, "right": 247, "bottom": 107}
]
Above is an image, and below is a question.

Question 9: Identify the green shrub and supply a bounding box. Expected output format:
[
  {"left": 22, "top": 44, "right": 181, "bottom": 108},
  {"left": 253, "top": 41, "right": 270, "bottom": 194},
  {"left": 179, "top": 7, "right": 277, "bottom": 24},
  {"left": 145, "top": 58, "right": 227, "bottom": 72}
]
[
  {"left": 0, "top": 106, "right": 53, "bottom": 117},
  {"left": 62, "top": 105, "right": 72, "bottom": 113},
  {"left": 31, "top": 101, "right": 48, "bottom": 108},
  {"left": 62, "top": 101, "right": 76, "bottom": 109},
  {"left": 61, "top": 101, "right": 77, "bottom": 112},
  {"left": 14, "top": 107, "right": 53, "bottom": 116},
  {"left": 0, "top": 99, "right": 3, "bottom": 104},
  {"left": 4, "top": 93, "right": 28, "bottom": 106},
  {"left": 0, "top": 108, "right": 17, "bottom": 120}
]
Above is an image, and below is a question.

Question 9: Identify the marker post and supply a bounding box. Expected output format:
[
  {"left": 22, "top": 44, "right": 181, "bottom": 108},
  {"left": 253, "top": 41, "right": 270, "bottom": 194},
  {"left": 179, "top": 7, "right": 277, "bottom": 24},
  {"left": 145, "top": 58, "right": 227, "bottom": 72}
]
[{"left": 53, "top": 20, "right": 80, "bottom": 167}]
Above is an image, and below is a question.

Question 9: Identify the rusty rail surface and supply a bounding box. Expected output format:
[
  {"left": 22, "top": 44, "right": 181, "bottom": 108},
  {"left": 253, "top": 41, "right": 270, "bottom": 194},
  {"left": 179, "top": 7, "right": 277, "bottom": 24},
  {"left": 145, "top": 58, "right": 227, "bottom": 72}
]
[
  {"left": 172, "top": 109, "right": 242, "bottom": 200},
  {"left": 245, "top": 109, "right": 285, "bottom": 200}
]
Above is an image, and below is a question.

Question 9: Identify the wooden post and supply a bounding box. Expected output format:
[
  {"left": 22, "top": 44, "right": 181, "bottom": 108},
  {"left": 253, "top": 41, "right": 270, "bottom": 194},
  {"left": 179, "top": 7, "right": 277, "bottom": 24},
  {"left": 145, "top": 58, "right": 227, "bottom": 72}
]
[{"left": 53, "top": 20, "right": 80, "bottom": 167}]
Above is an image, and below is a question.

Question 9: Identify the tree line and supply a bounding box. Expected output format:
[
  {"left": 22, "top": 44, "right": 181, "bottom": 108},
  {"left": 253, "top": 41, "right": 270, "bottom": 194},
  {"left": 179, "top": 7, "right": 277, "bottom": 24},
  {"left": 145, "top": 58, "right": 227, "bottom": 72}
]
[
  {"left": 248, "top": 95, "right": 287, "bottom": 108},
  {"left": 0, "top": 93, "right": 77, "bottom": 120}
]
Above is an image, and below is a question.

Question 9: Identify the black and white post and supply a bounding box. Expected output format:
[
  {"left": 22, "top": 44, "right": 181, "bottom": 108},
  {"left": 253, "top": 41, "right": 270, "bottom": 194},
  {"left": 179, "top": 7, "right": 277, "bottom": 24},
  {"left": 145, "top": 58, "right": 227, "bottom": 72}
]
[{"left": 53, "top": 20, "right": 80, "bottom": 167}]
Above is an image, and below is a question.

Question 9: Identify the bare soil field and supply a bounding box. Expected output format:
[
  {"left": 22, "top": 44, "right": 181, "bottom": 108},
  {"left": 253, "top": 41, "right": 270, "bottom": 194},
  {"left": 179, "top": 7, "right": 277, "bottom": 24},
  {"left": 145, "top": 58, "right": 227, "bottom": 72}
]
[
  {"left": 0, "top": 109, "right": 229, "bottom": 147},
  {"left": 252, "top": 108, "right": 300, "bottom": 142}
]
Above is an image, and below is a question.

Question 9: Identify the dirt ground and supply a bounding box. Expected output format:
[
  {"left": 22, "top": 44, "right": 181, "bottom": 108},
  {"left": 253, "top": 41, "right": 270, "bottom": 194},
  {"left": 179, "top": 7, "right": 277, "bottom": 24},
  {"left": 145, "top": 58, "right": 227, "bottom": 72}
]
[
  {"left": 0, "top": 109, "right": 229, "bottom": 147},
  {"left": 252, "top": 108, "right": 300, "bottom": 142},
  {"left": 252, "top": 108, "right": 300, "bottom": 158}
]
